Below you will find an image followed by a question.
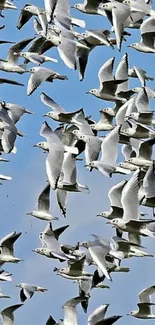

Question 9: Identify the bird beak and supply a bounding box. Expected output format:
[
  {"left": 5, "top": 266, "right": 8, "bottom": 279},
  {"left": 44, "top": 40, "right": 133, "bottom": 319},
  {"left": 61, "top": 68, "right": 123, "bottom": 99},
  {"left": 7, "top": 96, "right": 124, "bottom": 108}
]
[
  {"left": 33, "top": 144, "right": 37, "bottom": 147},
  {"left": 85, "top": 91, "right": 90, "bottom": 94},
  {"left": 106, "top": 221, "right": 111, "bottom": 224},
  {"left": 96, "top": 214, "right": 101, "bottom": 217},
  {"left": 127, "top": 45, "right": 131, "bottom": 47},
  {"left": 13, "top": 52, "right": 20, "bottom": 56},
  {"left": 26, "top": 212, "right": 30, "bottom": 215},
  {"left": 32, "top": 250, "right": 35, "bottom": 252},
  {"left": 70, "top": 5, "right": 75, "bottom": 8},
  {"left": 42, "top": 114, "right": 47, "bottom": 117}
]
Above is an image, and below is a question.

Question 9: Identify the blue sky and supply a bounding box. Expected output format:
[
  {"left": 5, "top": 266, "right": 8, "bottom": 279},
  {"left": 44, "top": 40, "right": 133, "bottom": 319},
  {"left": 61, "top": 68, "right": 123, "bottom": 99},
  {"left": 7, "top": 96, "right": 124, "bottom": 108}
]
[{"left": 0, "top": 1, "right": 155, "bottom": 324}]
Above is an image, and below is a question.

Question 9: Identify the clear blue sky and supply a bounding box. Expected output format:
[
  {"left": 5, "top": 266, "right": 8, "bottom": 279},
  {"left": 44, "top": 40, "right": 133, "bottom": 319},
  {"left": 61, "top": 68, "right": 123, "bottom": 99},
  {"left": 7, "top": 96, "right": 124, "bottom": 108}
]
[{"left": 0, "top": 1, "right": 155, "bottom": 324}]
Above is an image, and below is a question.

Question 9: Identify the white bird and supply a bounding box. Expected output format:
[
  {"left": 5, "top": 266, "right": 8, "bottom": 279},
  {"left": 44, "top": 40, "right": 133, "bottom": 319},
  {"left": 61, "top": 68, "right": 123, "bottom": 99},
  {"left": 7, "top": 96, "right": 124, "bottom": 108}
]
[
  {"left": 27, "top": 67, "right": 68, "bottom": 96},
  {"left": 33, "top": 222, "right": 75, "bottom": 261},
  {"left": 85, "top": 126, "right": 130, "bottom": 177},
  {"left": 128, "top": 17, "right": 155, "bottom": 53},
  {"left": 0, "top": 231, "right": 22, "bottom": 265},
  {"left": 86, "top": 57, "right": 127, "bottom": 102},
  {"left": 107, "top": 169, "right": 155, "bottom": 244},
  {"left": 27, "top": 183, "right": 58, "bottom": 221},
  {"left": 90, "top": 108, "right": 115, "bottom": 131},
  {"left": 41, "top": 92, "right": 83, "bottom": 124},
  {"left": 97, "top": 179, "right": 128, "bottom": 224},
  {"left": 128, "top": 285, "right": 155, "bottom": 318},
  {"left": 16, "top": 283, "right": 48, "bottom": 302}
]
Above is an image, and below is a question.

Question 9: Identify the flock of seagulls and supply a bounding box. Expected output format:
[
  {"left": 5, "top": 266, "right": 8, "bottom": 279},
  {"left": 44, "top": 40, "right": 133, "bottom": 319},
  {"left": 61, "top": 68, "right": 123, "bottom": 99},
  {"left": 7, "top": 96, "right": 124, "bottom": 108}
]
[{"left": 1, "top": 0, "right": 155, "bottom": 324}]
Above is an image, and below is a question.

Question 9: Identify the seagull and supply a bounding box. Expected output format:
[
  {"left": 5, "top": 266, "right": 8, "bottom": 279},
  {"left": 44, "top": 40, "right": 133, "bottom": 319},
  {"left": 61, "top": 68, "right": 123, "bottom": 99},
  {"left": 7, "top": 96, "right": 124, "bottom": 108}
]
[
  {"left": 80, "top": 236, "right": 112, "bottom": 280},
  {"left": 90, "top": 108, "right": 115, "bottom": 131},
  {"left": 126, "top": 87, "right": 154, "bottom": 125},
  {"left": 0, "top": 304, "right": 23, "bottom": 325},
  {"left": 86, "top": 57, "right": 127, "bottom": 102},
  {"left": 107, "top": 169, "right": 155, "bottom": 244},
  {"left": 27, "top": 67, "right": 68, "bottom": 96},
  {"left": 41, "top": 92, "right": 83, "bottom": 124},
  {"left": 85, "top": 126, "right": 130, "bottom": 177},
  {"left": 57, "top": 152, "right": 90, "bottom": 193},
  {"left": 110, "top": 236, "right": 153, "bottom": 259},
  {"left": 54, "top": 255, "right": 94, "bottom": 280},
  {"left": 97, "top": 180, "right": 127, "bottom": 219},
  {"left": 128, "top": 17, "right": 155, "bottom": 53},
  {"left": 27, "top": 183, "right": 58, "bottom": 221},
  {"left": 71, "top": 0, "right": 106, "bottom": 15},
  {"left": 126, "top": 138, "right": 155, "bottom": 168},
  {"left": 128, "top": 285, "right": 155, "bottom": 318},
  {"left": 33, "top": 222, "right": 75, "bottom": 261},
  {"left": 0, "top": 103, "right": 18, "bottom": 154},
  {"left": 100, "top": 2, "right": 131, "bottom": 51},
  {"left": 1, "top": 101, "right": 32, "bottom": 124},
  {"left": 16, "top": 283, "right": 48, "bottom": 302},
  {"left": 0, "top": 231, "right": 22, "bottom": 265},
  {"left": 0, "top": 38, "right": 34, "bottom": 73},
  {"left": 128, "top": 66, "right": 154, "bottom": 87}
]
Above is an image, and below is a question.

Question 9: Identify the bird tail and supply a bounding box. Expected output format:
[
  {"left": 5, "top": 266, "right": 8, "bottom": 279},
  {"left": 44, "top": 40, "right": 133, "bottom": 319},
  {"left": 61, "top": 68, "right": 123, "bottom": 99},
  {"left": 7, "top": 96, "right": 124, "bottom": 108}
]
[
  {"left": 37, "top": 287, "right": 48, "bottom": 292},
  {"left": 56, "top": 74, "right": 68, "bottom": 80}
]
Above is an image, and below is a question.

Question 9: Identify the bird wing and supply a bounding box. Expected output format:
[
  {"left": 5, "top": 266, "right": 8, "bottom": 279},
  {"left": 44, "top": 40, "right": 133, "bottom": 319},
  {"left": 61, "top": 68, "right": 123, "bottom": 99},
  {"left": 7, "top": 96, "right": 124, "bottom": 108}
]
[
  {"left": 139, "top": 285, "right": 155, "bottom": 303},
  {"left": 115, "top": 53, "right": 129, "bottom": 93},
  {"left": 142, "top": 162, "right": 155, "bottom": 198},
  {"left": 98, "top": 57, "right": 115, "bottom": 88},
  {"left": 108, "top": 180, "right": 127, "bottom": 208},
  {"left": 121, "top": 169, "right": 142, "bottom": 222},
  {"left": 53, "top": 225, "right": 69, "bottom": 240},
  {"left": 133, "top": 66, "right": 147, "bottom": 87},
  {"left": 63, "top": 297, "right": 84, "bottom": 325},
  {"left": 138, "top": 138, "right": 155, "bottom": 160},
  {"left": 38, "top": 183, "right": 50, "bottom": 212},
  {"left": 58, "top": 30, "right": 76, "bottom": 70},
  {"left": 1, "top": 124, "right": 17, "bottom": 154},
  {"left": 1, "top": 304, "right": 23, "bottom": 325},
  {"left": 40, "top": 92, "right": 65, "bottom": 113},
  {"left": 27, "top": 67, "right": 55, "bottom": 96},
  {"left": 85, "top": 137, "right": 101, "bottom": 165},
  {"left": 0, "top": 232, "right": 21, "bottom": 255},
  {"left": 112, "top": 3, "right": 130, "bottom": 51},
  {"left": 17, "top": 5, "right": 34, "bottom": 30},
  {"left": 61, "top": 153, "right": 77, "bottom": 185},
  {"left": 56, "top": 188, "right": 68, "bottom": 217},
  {"left": 100, "top": 125, "right": 121, "bottom": 166},
  {"left": 46, "top": 315, "right": 57, "bottom": 325},
  {"left": 135, "top": 87, "right": 151, "bottom": 113},
  {"left": 89, "top": 245, "right": 111, "bottom": 280},
  {"left": 20, "top": 288, "right": 34, "bottom": 302},
  {"left": 88, "top": 304, "right": 109, "bottom": 325},
  {"left": 69, "top": 256, "right": 85, "bottom": 272}
]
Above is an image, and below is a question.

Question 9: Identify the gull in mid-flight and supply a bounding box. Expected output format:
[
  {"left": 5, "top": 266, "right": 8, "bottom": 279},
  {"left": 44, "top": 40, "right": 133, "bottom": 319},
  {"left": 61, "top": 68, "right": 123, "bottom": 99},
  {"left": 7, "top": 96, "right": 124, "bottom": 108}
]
[
  {"left": 128, "top": 285, "right": 155, "bottom": 318},
  {"left": 27, "top": 183, "right": 58, "bottom": 221},
  {"left": 16, "top": 283, "right": 48, "bottom": 302}
]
